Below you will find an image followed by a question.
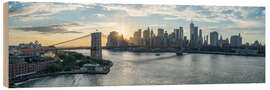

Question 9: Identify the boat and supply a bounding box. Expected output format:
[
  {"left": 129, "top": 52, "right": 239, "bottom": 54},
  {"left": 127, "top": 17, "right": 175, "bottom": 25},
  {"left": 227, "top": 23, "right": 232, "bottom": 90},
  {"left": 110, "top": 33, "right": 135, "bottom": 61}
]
[
  {"left": 176, "top": 51, "right": 183, "bottom": 56},
  {"left": 155, "top": 53, "right": 160, "bottom": 56}
]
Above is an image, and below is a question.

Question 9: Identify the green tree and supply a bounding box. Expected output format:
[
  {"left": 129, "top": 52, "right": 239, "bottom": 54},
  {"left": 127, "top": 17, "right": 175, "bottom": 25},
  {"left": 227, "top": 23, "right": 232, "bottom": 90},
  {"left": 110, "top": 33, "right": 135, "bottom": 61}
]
[{"left": 63, "top": 55, "right": 76, "bottom": 67}]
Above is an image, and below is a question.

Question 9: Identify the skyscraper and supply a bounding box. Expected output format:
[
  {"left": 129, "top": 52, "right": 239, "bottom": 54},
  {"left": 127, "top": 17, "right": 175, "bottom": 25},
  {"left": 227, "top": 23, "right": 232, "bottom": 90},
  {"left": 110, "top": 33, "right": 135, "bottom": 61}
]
[
  {"left": 198, "top": 29, "right": 203, "bottom": 48},
  {"left": 180, "top": 27, "right": 184, "bottom": 41},
  {"left": 150, "top": 29, "right": 154, "bottom": 48},
  {"left": 106, "top": 31, "right": 127, "bottom": 48},
  {"left": 210, "top": 31, "right": 218, "bottom": 47},
  {"left": 157, "top": 28, "right": 164, "bottom": 38},
  {"left": 174, "top": 29, "right": 180, "bottom": 40},
  {"left": 179, "top": 27, "right": 184, "bottom": 48},
  {"left": 91, "top": 32, "right": 102, "bottom": 60},
  {"left": 143, "top": 27, "right": 151, "bottom": 48},
  {"left": 190, "top": 22, "right": 195, "bottom": 43},
  {"left": 164, "top": 31, "right": 169, "bottom": 48},
  {"left": 189, "top": 22, "right": 199, "bottom": 49},
  {"left": 203, "top": 35, "right": 209, "bottom": 47},
  {"left": 230, "top": 33, "right": 242, "bottom": 48},
  {"left": 133, "top": 29, "right": 142, "bottom": 46},
  {"left": 190, "top": 22, "right": 195, "bottom": 48},
  {"left": 194, "top": 26, "right": 198, "bottom": 45}
]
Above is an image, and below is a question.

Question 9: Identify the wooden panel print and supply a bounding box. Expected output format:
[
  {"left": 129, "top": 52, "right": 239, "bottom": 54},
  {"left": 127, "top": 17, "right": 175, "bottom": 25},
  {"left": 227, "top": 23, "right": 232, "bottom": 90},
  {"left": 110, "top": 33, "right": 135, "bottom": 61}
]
[{"left": 3, "top": 1, "right": 265, "bottom": 88}]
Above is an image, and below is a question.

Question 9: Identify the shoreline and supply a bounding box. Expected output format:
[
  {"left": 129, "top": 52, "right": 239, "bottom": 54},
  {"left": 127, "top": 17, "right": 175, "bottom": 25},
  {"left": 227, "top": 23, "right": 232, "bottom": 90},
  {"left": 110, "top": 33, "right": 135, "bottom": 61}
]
[{"left": 11, "top": 59, "right": 113, "bottom": 87}]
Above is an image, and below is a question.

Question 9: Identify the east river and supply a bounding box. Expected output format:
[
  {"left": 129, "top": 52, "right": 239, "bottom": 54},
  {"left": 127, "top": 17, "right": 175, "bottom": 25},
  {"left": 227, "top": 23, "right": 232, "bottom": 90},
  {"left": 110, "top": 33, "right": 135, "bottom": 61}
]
[{"left": 17, "top": 49, "right": 265, "bottom": 87}]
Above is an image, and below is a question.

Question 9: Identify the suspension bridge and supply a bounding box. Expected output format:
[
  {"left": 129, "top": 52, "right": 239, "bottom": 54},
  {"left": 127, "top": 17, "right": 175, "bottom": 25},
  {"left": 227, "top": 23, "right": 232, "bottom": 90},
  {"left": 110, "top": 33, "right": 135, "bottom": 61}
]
[{"left": 17, "top": 34, "right": 95, "bottom": 52}]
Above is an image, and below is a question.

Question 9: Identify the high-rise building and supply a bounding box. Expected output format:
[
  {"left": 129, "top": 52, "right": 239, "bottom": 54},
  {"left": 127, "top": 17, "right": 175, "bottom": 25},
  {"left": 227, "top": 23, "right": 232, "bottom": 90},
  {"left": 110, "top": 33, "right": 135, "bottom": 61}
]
[
  {"left": 203, "top": 35, "right": 209, "bottom": 47},
  {"left": 106, "top": 31, "right": 119, "bottom": 47},
  {"left": 133, "top": 29, "right": 142, "bottom": 46},
  {"left": 194, "top": 27, "right": 198, "bottom": 44},
  {"left": 169, "top": 32, "right": 176, "bottom": 47},
  {"left": 198, "top": 29, "right": 203, "bottom": 48},
  {"left": 230, "top": 33, "right": 242, "bottom": 48},
  {"left": 179, "top": 27, "right": 184, "bottom": 48},
  {"left": 155, "top": 28, "right": 165, "bottom": 48},
  {"left": 189, "top": 22, "right": 198, "bottom": 49},
  {"left": 190, "top": 22, "right": 195, "bottom": 44},
  {"left": 210, "top": 31, "right": 218, "bottom": 47},
  {"left": 184, "top": 36, "right": 187, "bottom": 48},
  {"left": 218, "top": 35, "right": 229, "bottom": 48},
  {"left": 164, "top": 31, "right": 169, "bottom": 48},
  {"left": 180, "top": 27, "right": 184, "bottom": 40},
  {"left": 174, "top": 29, "right": 180, "bottom": 40},
  {"left": 143, "top": 27, "right": 151, "bottom": 48},
  {"left": 106, "top": 31, "right": 127, "bottom": 48},
  {"left": 150, "top": 29, "right": 154, "bottom": 48},
  {"left": 157, "top": 28, "right": 164, "bottom": 38},
  {"left": 91, "top": 32, "right": 102, "bottom": 60}
]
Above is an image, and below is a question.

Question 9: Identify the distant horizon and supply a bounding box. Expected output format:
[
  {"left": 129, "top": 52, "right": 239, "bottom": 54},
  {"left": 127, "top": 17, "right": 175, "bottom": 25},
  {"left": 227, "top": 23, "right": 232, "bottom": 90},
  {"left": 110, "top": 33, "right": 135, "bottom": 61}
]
[{"left": 8, "top": 2, "right": 265, "bottom": 47}]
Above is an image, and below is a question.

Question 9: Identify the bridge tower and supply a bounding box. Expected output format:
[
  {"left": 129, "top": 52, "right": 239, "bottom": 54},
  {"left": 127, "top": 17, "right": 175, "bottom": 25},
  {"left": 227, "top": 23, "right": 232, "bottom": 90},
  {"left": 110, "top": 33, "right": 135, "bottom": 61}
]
[{"left": 91, "top": 32, "right": 102, "bottom": 60}]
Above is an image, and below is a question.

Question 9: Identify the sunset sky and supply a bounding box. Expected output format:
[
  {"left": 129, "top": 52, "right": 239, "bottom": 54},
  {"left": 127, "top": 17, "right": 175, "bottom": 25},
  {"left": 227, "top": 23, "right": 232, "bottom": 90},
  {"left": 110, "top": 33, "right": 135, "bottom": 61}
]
[{"left": 8, "top": 2, "right": 265, "bottom": 47}]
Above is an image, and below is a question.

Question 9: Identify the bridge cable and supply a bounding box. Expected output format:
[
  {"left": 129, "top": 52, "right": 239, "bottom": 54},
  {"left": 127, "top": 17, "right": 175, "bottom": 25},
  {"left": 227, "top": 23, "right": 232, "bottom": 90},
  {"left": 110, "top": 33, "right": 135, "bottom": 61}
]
[{"left": 49, "top": 34, "right": 91, "bottom": 46}]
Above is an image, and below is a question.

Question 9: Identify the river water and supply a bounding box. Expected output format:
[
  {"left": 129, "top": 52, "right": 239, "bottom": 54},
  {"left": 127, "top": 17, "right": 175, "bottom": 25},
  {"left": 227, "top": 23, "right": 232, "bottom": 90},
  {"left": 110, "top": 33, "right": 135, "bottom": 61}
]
[{"left": 17, "top": 49, "right": 265, "bottom": 87}]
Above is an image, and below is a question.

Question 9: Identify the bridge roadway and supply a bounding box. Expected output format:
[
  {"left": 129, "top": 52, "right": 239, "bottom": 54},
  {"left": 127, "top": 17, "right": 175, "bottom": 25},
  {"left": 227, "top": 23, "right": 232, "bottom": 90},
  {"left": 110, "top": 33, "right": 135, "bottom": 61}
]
[{"left": 17, "top": 46, "right": 92, "bottom": 52}]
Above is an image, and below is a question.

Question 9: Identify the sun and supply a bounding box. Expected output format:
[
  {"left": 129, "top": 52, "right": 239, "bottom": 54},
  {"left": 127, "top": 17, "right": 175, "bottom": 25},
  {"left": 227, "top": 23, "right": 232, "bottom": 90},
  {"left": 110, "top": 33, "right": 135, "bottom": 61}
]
[{"left": 117, "top": 30, "right": 127, "bottom": 37}]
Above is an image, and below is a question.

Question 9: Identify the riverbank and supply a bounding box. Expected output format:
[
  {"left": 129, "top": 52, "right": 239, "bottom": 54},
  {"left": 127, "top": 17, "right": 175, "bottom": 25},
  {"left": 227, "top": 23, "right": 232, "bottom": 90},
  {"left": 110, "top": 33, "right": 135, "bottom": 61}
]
[
  {"left": 10, "top": 51, "right": 113, "bottom": 88},
  {"left": 12, "top": 60, "right": 113, "bottom": 83}
]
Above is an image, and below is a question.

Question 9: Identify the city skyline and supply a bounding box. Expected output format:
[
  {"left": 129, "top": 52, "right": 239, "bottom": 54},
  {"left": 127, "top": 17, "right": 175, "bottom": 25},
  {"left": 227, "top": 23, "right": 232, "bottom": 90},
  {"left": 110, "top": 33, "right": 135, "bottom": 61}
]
[{"left": 8, "top": 2, "right": 265, "bottom": 46}]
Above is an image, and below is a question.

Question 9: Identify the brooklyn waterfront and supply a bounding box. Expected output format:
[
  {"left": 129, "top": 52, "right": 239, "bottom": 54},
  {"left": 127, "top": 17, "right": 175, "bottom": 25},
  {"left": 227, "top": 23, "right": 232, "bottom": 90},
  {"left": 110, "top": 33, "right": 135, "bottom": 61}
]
[{"left": 17, "top": 49, "right": 265, "bottom": 87}]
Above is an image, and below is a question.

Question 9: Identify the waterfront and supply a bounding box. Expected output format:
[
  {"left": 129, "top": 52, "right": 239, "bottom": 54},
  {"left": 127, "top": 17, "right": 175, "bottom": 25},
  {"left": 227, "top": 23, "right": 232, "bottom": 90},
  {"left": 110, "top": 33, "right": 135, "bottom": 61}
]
[{"left": 17, "top": 49, "right": 265, "bottom": 87}]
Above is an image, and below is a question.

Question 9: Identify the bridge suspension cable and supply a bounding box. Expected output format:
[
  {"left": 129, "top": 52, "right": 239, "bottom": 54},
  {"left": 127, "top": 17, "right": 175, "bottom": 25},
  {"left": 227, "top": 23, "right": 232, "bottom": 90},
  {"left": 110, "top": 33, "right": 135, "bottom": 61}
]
[{"left": 49, "top": 34, "right": 91, "bottom": 46}]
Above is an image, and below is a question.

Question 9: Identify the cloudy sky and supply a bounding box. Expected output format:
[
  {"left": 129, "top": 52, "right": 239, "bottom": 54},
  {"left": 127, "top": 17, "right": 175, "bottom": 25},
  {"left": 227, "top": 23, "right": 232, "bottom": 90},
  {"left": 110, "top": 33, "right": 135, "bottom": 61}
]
[{"left": 8, "top": 2, "right": 265, "bottom": 46}]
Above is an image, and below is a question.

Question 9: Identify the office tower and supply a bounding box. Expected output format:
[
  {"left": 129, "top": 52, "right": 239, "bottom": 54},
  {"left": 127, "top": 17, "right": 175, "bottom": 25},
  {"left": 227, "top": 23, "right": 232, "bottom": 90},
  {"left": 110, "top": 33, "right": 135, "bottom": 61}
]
[
  {"left": 184, "top": 36, "right": 187, "bottom": 48},
  {"left": 106, "top": 31, "right": 127, "bottom": 48},
  {"left": 106, "top": 31, "right": 119, "bottom": 47},
  {"left": 198, "top": 29, "right": 203, "bottom": 48},
  {"left": 206, "top": 35, "right": 208, "bottom": 46},
  {"left": 133, "top": 29, "right": 142, "bottom": 46},
  {"left": 179, "top": 27, "right": 184, "bottom": 48},
  {"left": 143, "top": 27, "right": 151, "bottom": 48},
  {"left": 230, "top": 33, "right": 242, "bottom": 48},
  {"left": 164, "top": 31, "right": 169, "bottom": 48},
  {"left": 189, "top": 22, "right": 198, "bottom": 49},
  {"left": 194, "top": 27, "right": 198, "bottom": 45},
  {"left": 218, "top": 35, "right": 223, "bottom": 48},
  {"left": 193, "top": 27, "right": 199, "bottom": 49},
  {"left": 156, "top": 28, "right": 165, "bottom": 48},
  {"left": 174, "top": 29, "right": 180, "bottom": 40},
  {"left": 180, "top": 27, "right": 184, "bottom": 41},
  {"left": 150, "top": 29, "right": 154, "bottom": 48},
  {"left": 157, "top": 28, "right": 164, "bottom": 38},
  {"left": 203, "top": 35, "right": 208, "bottom": 47},
  {"left": 169, "top": 32, "right": 176, "bottom": 47},
  {"left": 210, "top": 31, "right": 218, "bottom": 47},
  {"left": 190, "top": 22, "right": 195, "bottom": 48},
  {"left": 91, "top": 32, "right": 102, "bottom": 60}
]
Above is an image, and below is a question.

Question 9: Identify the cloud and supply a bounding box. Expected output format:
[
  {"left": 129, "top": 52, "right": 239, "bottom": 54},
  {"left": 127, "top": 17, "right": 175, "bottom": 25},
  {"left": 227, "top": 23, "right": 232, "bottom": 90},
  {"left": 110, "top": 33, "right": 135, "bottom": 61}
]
[
  {"left": 102, "top": 4, "right": 177, "bottom": 17},
  {"left": 95, "top": 14, "right": 105, "bottom": 17},
  {"left": 9, "top": 2, "right": 91, "bottom": 22},
  {"left": 11, "top": 23, "right": 82, "bottom": 34},
  {"left": 15, "top": 14, "right": 52, "bottom": 22},
  {"left": 101, "top": 4, "right": 265, "bottom": 26}
]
